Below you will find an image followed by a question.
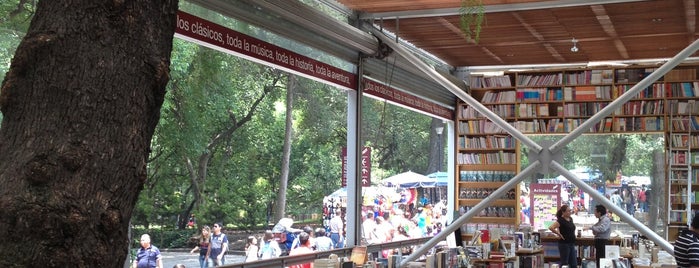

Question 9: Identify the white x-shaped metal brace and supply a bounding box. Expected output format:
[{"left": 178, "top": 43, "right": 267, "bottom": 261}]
[{"left": 369, "top": 27, "right": 699, "bottom": 265}]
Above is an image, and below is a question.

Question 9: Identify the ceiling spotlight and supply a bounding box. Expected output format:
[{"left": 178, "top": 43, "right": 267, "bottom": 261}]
[{"left": 571, "top": 38, "right": 579, "bottom": 53}]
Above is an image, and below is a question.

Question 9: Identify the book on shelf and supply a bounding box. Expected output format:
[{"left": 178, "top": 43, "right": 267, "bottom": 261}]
[
  {"left": 563, "top": 87, "right": 574, "bottom": 101},
  {"left": 575, "top": 86, "right": 596, "bottom": 101}
]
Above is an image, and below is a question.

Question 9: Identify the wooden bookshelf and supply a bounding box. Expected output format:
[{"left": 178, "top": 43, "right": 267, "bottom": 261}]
[
  {"left": 456, "top": 64, "right": 699, "bottom": 241},
  {"left": 457, "top": 72, "right": 521, "bottom": 241}
]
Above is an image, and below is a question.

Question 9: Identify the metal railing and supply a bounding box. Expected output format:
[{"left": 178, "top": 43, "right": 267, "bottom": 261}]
[{"left": 218, "top": 236, "right": 433, "bottom": 267}]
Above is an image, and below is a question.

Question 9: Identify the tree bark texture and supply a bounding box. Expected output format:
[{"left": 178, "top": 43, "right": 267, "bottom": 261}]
[{"left": 0, "top": 1, "right": 178, "bottom": 267}]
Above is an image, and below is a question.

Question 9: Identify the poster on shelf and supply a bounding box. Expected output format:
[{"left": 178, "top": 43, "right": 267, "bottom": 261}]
[{"left": 530, "top": 184, "right": 561, "bottom": 230}]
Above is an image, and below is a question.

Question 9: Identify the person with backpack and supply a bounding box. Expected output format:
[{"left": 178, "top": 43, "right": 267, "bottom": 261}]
[
  {"left": 259, "top": 230, "right": 281, "bottom": 259},
  {"left": 208, "top": 223, "right": 228, "bottom": 266}
]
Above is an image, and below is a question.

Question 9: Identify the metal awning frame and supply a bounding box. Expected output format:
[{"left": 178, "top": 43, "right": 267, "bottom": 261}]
[{"left": 370, "top": 26, "right": 699, "bottom": 265}]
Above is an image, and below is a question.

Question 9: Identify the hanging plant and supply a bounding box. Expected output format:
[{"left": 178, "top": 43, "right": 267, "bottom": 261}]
[{"left": 459, "top": 0, "right": 485, "bottom": 44}]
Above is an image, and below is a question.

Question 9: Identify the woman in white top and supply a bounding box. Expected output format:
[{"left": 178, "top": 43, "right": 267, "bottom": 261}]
[{"left": 244, "top": 236, "right": 259, "bottom": 262}]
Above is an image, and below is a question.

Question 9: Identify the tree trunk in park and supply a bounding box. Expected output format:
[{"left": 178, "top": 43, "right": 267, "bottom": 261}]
[
  {"left": 0, "top": 1, "right": 178, "bottom": 266},
  {"left": 426, "top": 118, "right": 443, "bottom": 174},
  {"left": 274, "top": 74, "right": 295, "bottom": 223}
]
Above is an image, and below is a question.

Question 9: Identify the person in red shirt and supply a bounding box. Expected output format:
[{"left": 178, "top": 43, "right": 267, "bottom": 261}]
[
  {"left": 288, "top": 232, "right": 314, "bottom": 268},
  {"left": 638, "top": 185, "right": 648, "bottom": 212}
]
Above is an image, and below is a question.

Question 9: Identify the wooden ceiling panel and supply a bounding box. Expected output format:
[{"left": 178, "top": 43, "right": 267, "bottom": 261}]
[
  {"left": 338, "top": 0, "right": 549, "bottom": 13},
  {"left": 337, "top": 0, "right": 699, "bottom": 67}
]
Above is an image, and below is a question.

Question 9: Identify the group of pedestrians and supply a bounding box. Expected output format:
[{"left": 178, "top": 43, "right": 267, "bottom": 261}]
[
  {"left": 187, "top": 223, "right": 229, "bottom": 268},
  {"left": 242, "top": 227, "right": 335, "bottom": 268}
]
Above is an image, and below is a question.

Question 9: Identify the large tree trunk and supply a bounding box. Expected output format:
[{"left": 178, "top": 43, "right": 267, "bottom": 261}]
[
  {"left": 273, "top": 74, "right": 294, "bottom": 223},
  {"left": 0, "top": 1, "right": 178, "bottom": 267}
]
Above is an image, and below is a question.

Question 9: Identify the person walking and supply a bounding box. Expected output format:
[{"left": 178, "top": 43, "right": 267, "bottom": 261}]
[
  {"left": 675, "top": 212, "right": 699, "bottom": 268},
  {"left": 610, "top": 190, "right": 623, "bottom": 221},
  {"left": 549, "top": 204, "right": 577, "bottom": 268},
  {"left": 244, "top": 236, "right": 259, "bottom": 262},
  {"left": 587, "top": 205, "right": 611, "bottom": 268},
  {"left": 288, "top": 232, "right": 314, "bottom": 268},
  {"left": 209, "top": 223, "right": 229, "bottom": 266},
  {"left": 329, "top": 209, "right": 344, "bottom": 248},
  {"left": 134, "top": 234, "right": 163, "bottom": 268},
  {"left": 621, "top": 187, "right": 635, "bottom": 215},
  {"left": 313, "top": 228, "right": 334, "bottom": 251},
  {"left": 259, "top": 230, "right": 282, "bottom": 259},
  {"left": 638, "top": 185, "right": 648, "bottom": 213},
  {"left": 189, "top": 226, "right": 211, "bottom": 268}
]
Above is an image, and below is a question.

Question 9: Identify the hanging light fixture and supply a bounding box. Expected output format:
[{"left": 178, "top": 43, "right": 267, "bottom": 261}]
[{"left": 571, "top": 38, "right": 579, "bottom": 52}]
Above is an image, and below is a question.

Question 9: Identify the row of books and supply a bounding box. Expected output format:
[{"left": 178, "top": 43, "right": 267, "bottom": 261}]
[
  {"left": 670, "top": 116, "right": 699, "bottom": 131},
  {"left": 480, "top": 83, "right": 697, "bottom": 104},
  {"left": 620, "top": 100, "right": 664, "bottom": 115},
  {"left": 668, "top": 82, "right": 699, "bottom": 97},
  {"left": 459, "top": 135, "right": 516, "bottom": 150},
  {"left": 516, "top": 73, "right": 563, "bottom": 86},
  {"left": 669, "top": 134, "right": 699, "bottom": 148},
  {"left": 670, "top": 192, "right": 699, "bottom": 204},
  {"left": 457, "top": 151, "right": 517, "bottom": 164},
  {"left": 511, "top": 119, "right": 566, "bottom": 133},
  {"left": 471, "top": 66, "right": 699, "bottom": 90},
  {"left": 471, "top": 75, "right": 513, "bottom": 89},
  {"left": 669, "top": 100, "right": 699, "bottom": 115},
  {"left": 615, "top": 68, "right": 656, "bottom": 83},
  {"left": 562, "top": 102, "right": 609, "bottom": 117},
  {"left": 669, "top": 170, "right": 689, "bottom": 183},
  {"left": 482, "top": 90, "right": 517, "bottom": 103},
  {"left": 670, "top": 151, "right": 689, "bottom": 165},
  {"left": 669, "top": 150, "right": 699, "bottom": 164},
  {"left": 458, "top": 120, "right": 507, "bottom": 134},
  {"left": 459, "top": 206, "right": 516, "bottom": 218},
  {"left": 573, "top": 85, "right": 613, "bottom": 100},
  {"left": 566, "top": 69, "right": 614, "bottom": 85},
  {"left": 668, "top": 210, "right": 688, "bottom": 223},
  {"left": 540, "top": 242, "right": 598, "bottom": 259},
  {"left": 459, "top": 116, "right": 665, "bottom": 134},
  {"left": 461, "top": 102, "right": 665, "bottom": 120},
  {"left": 516, "top": 103, "right": 553, "bottom": 117},
  {"left": 459, "top": 170, "right": 516, "bottom": 182},
  {"left": 665, "top": 67, "right": 699, "bottom": 81}
]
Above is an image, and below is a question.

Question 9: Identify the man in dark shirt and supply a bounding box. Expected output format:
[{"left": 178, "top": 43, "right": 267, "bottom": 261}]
[
  {"left": 675, "top": 212, "right": 699, "bottom": 268},
  {"left": 134, "top": 234, "right": 163, "bottom": 268}
]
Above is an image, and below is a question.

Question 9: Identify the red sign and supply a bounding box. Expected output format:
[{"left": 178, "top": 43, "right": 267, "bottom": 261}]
[
  {"left": 363, "top": 80, "right": 454, "bottom": 120},
  {"left": 341, "top": 147, "right": 371, "bottom": 187},
  {"left": 175, "top": 11, "right": 357, "bottom": 90}
]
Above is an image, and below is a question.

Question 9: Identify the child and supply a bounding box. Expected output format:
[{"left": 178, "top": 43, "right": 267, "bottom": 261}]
[{"left": 245, "top": 236, "right": 259, "bottom": 262}]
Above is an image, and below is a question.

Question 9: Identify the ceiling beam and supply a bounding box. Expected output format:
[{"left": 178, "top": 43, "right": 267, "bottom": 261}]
[{"left": 359, "top": 0, "right": 651, "bottom": 20}]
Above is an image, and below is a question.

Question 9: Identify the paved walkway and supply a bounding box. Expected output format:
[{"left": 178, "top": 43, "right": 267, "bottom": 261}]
[{"left": 157, "top": 250, "right": 246, "bottom": 268}]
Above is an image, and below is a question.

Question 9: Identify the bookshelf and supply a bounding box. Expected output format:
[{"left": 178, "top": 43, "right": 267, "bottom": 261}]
[
  {"left": 666, "top": 98, "right": 699, "bottom": 241},
  {"left": 458, "top": 74, "right": 521, "bottom": 242},
  {"left": 458, "top": 65, "right": 699, "bottom": 241}
]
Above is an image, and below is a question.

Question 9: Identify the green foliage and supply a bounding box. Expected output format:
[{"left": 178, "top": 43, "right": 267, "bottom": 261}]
[
  {"left": 459, "top": 0, "right": 485, "bottom": 44},
  {"left": 0, "top": 0, "right": 34, "bottom": 113},
  {"left": 131, "top": 228, "right": 198, "bottom": 249},
  {"left": 521, "top": 134, "right": 664, "bottom": 182}
]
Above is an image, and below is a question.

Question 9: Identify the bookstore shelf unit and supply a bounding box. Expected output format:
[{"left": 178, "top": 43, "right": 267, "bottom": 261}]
[
  {"left": 458, "top": 71, "right": 521, "bottom": 240},
  {"left": 457, "top": 64, "right": 699, "bottom": 242},
  {"left": 666, "top": 97, "right": 699, "bottom": 241}
]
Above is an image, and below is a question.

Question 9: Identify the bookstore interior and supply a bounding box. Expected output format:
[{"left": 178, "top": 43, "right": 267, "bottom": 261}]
[
  {"left": 180, "top": 1, "right": 699, "bottom": 267},
  {"left": 449, "top": 65, "right": 699, "bottom": 268}
]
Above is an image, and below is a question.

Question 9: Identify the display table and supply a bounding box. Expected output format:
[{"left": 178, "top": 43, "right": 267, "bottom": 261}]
[
  {"left": 472, "top": 257, "right": 517, "bottom": 268},
  {"left": 517, "top": 248, "right": 544, "bottom": 268}
]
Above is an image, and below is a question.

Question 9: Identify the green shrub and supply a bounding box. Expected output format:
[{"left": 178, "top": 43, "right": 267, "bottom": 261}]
[{"left": 131, "top": 227, "right": 198, "bottom": 249}]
